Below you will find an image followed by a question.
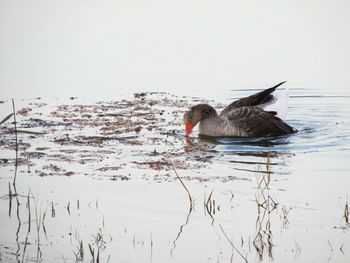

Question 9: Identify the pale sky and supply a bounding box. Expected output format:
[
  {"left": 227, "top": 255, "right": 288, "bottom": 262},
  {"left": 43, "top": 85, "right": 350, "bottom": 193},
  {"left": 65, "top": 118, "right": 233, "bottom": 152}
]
[{"left": 1, "top": 0, "right": 350, "bottom": 99}]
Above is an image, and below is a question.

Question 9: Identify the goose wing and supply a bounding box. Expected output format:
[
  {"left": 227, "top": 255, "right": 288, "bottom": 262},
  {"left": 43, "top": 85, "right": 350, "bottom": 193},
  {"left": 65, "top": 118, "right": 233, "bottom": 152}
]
[
  {"left": 220, "top": 81, "right": 286, "bottom": 117},
  {"left": 226, "top": 106, "right": 296, "bottom": 137}
]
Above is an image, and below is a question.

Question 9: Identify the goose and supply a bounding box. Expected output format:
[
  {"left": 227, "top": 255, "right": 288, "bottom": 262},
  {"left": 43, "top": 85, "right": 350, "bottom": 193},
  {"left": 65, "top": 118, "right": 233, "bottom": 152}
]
[{"left": 183, "top": 81, "right": 297, "bottom": 137}]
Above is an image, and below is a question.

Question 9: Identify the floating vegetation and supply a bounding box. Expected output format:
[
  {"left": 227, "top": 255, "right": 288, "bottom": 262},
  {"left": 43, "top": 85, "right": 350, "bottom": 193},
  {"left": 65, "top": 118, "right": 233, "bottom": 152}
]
[
  {"left": 0, "top": 94, "right": 221, "bottom": 183},
  {"left": 1, "top": 91, "right": 349, "bottom": 262}
]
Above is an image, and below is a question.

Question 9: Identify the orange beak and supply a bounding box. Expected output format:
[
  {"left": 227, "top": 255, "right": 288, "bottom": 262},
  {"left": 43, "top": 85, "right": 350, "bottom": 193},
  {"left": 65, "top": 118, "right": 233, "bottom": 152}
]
[{"left": 185, "top": 121, "right": 193, "bottom": 137}]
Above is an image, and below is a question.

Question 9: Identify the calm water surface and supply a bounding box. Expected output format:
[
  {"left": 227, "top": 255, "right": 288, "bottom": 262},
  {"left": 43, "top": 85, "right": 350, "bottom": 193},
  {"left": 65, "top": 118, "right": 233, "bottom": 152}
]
[
  {"left": 0, "top": 88, "right": 349, "bottom": 262},
  {"left": 2, "top": 1, "right": 350, "bottom": 261}
]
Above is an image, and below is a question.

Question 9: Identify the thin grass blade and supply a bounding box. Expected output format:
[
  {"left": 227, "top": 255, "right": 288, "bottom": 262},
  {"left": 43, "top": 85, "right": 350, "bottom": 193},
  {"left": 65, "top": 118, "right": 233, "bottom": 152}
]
[
  {"left": 0, "top": 113, "right": 14, "bottom": 125},
  {"left": 16, "top": 129, "right": 47, "bottom": 135}
]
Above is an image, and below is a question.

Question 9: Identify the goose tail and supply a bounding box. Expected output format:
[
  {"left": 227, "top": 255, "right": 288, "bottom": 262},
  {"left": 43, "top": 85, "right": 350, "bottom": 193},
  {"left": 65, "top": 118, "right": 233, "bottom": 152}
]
[{"left": 259, "top": 88, "right": 289, "bottom": 120}]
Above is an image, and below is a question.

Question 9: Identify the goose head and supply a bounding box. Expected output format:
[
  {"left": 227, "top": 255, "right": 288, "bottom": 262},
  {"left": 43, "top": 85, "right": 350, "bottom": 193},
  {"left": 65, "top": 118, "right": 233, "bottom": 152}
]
[{"left": 183, "top": 104, "right": 217, "bottom": 136}]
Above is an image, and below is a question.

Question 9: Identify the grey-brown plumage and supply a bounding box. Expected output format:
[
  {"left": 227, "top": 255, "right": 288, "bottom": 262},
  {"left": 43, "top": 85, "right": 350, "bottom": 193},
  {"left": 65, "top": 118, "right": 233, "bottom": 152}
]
[
  {"left": 220, "top": 81, "right": 285, "bottom": 116},
  {"left": 183, "top": 82, "right": 297, "bottom": 137}
]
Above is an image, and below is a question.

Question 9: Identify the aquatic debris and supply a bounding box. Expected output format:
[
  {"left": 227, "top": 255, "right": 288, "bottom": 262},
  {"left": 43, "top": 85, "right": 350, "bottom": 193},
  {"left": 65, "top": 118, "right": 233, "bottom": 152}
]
[
  {"left": 35, "top": 165, "right": 74, "bottom": 177},
  {"left": 0, "top": 93, "right": 284, "bottom": 184},
  {"left": 110, "top": 175, "right": 129, "bottom": 181},
  {"left": 132, "top": 157, "right": 206, "bottom": 171},
  {"left": 132, "top": 160, "right": 171, "bottom": 170},
  {"left": 21, "top": 118, "right": 59, "bottom": 128},
  {"left": 96, "top": 166, "right": 122, "bottom": 172},
  {"left": 17, "top": 107, "right": 32, "bottom": 116}
]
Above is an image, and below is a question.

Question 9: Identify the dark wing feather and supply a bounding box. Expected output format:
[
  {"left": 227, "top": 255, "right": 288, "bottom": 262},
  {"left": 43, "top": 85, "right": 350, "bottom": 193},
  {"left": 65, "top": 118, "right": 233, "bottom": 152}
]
[
  {"left": 220, "top": 81, "right": 286, "bottom": 117},
  {"left": 225, "top": 106, "right": 263, "bottom": 120},
  {"left": 227, "top": 107, "right": 295, "bottom": 136}
]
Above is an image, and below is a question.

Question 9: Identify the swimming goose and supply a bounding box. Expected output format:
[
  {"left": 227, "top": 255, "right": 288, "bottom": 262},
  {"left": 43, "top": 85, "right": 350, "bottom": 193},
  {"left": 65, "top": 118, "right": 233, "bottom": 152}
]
[{"left": 183, "top": 82, "right": 297, "bottom": 137}]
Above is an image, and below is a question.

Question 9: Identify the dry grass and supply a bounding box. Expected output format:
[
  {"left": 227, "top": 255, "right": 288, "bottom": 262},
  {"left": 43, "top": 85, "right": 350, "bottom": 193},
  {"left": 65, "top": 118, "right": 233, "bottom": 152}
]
[
  {"left": 204, "top": 190, "right": 219, "bottom": 225},
  {"left": 281, "top": 206, "right": 292, "bottom": 227},
  {"left": 169, "top": 160, "right": 193, "bottom": 211},
  {"left": 0, "top": 113, "right": 14, "bottom": 125},
  {"left": 219, "top": 224, "right": 248, "bottom": 263},
  {"left": 253, "top": 154, "right": 277, "bottom": 260},
  {"left": 12, "top": 99, "right": 18, "bottom": 186},
  {"left": 344, "top": 200, "right": 349, "bottom": 224}
]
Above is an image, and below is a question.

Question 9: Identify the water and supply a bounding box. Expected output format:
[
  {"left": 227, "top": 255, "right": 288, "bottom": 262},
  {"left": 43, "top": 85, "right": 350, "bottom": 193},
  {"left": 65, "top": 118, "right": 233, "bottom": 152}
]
[
  {"left": 1, "top": 0, "right": 350, "bottom": 261},
  {"left": 0, "top": 88, "right": 349, "bottom": 262}
]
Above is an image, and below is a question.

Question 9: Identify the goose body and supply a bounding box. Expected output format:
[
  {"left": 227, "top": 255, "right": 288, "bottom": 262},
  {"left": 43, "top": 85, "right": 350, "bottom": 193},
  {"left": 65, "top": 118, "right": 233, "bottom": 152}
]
[{"left": 183, "top": 82, "right": 297, "bottom": 137}]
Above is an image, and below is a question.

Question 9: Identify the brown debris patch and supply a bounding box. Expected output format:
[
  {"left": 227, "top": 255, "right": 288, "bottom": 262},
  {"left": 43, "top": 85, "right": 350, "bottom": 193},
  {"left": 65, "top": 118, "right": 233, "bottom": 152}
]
[
  {"left": 133, "top": 160, "right": 171, "bottom": 170},
  {"left": 0, "top": 92, "right": 217, "bottom": 181},
  {"left": 96, "top": 166, "right": 122, "bottom": 172},
  {"left": 36, "top": 165, "right": 75, "bottom": 177},
  {"left": 42, "top": 164, "right": 62, "bottom": 172},
  {"left": 110, "top": 175, "right": 129, "bottom": 181},
  {"left": 124, "top": 139, "right": 143, "bottom": 145},
  {"left": 17, "top": 107, "right": 32, "bottom": 116},
  {"left": 132, "top": 157, "right": 206, "bottom": 171}
]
